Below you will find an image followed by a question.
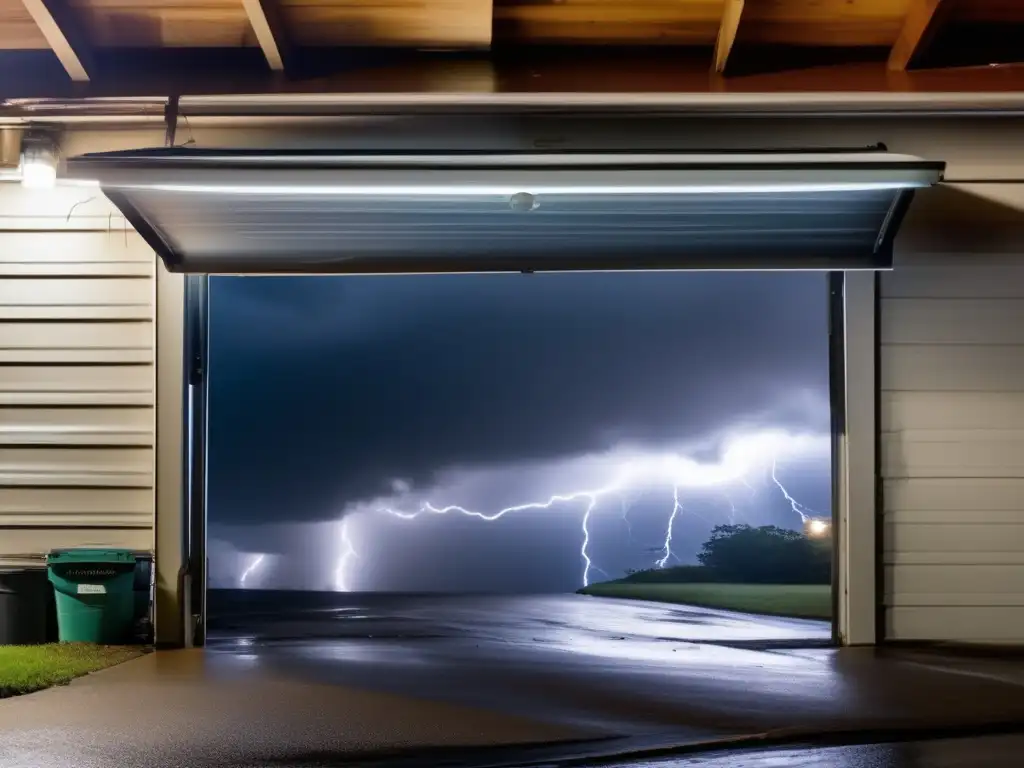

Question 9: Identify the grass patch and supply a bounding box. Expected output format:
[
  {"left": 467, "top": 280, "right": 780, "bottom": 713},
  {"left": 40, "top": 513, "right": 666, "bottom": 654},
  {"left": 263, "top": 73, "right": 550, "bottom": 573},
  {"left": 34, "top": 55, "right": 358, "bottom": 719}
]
[
  {"left": 579, "top": 582, "right": 832, "bottom": 620},
  {"left": 0, "top": 643, "right": 142, "bottom": 698}
]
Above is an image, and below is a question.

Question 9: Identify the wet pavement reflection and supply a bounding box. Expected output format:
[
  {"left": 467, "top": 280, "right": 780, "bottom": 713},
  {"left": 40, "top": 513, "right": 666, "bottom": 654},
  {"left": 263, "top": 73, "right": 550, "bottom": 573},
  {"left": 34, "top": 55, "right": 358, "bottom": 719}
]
[
  {"left": 205, "top": 592, "right": 1024, "bottom": 736},
  {"left": 641, "top": 733, "right": 1024, "bottom": 768}
]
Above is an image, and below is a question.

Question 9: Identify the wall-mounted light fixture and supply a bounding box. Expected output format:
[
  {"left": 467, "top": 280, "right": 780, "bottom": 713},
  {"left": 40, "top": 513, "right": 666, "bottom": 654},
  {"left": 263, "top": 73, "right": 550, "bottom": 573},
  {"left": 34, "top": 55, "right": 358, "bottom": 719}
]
[{"left": 20, "top": 132, "right": 59, "bottom": 189}]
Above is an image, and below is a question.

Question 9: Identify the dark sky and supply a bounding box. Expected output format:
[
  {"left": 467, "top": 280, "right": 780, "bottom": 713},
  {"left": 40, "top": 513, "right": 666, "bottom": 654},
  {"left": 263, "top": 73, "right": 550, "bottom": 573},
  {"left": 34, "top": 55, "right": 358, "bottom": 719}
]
[{"left": 207, "top": 272, "right": 831, "bottom": 592}]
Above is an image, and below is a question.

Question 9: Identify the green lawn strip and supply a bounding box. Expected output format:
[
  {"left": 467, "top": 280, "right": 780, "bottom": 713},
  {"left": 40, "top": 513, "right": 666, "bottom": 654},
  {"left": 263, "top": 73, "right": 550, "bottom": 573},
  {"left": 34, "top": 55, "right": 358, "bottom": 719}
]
[
  {"left": 0, "top": 643, "right": 142, "bottom": 698},
  {"left": 579, "top": 582, "right": 832, "bottom": 620}
]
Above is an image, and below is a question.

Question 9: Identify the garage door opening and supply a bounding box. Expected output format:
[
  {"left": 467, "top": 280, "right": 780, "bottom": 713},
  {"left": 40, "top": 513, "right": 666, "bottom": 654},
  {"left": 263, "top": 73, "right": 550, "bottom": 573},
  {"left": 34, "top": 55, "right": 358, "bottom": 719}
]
[
  {"left": 200, "top": 269, "right": 835, "bottom": 649},
  {"left": 67, "top": 145, "right": 942, "bottom": 659}
]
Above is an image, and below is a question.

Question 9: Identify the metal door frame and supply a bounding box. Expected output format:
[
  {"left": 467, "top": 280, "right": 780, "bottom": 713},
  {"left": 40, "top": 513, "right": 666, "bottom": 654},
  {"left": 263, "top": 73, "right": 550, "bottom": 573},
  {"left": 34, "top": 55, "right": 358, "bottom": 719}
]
[{"left": 184, "top": 270, "right": 858, "bottom": 647}]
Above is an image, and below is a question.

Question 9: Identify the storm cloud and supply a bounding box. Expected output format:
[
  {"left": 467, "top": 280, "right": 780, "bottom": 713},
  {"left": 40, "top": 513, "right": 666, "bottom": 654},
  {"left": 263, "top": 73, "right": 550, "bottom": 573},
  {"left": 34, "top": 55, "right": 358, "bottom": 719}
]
[{"left": 207, "top": 271, "right": 830, "bottom": 535}]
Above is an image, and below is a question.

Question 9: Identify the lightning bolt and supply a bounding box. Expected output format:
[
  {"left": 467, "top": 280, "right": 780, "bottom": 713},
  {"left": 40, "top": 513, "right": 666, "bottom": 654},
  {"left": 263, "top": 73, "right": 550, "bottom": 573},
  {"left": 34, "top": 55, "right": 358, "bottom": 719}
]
[
  {"left": 239, "top": 553, "right": 265, "bottom": 588},
  {"left": 740, "top": 476, "right": 758, "bottom": 497},
  {"left": 580, "top": 495, "right": 598, "bottom": 586},
  {"left": 335, "top": 518, "right": 357, "bottom": 592},
  {"left": 336, "top": 431, "right": 826, "bottom": 590},
  {"left": 379, "top": 489, "right": 614, "bottom": 586},
  {"left": 620, "top": 494, "right": 635, "bottom": 542},
  {"left": 771, "top": 458, "right": 824, "bottom": 522},
  {"left": 655, "top": 485, "right": 683, "bottom": 568},
  {"left": 721, "top": 491, "right": 738, "bottom": 524}
]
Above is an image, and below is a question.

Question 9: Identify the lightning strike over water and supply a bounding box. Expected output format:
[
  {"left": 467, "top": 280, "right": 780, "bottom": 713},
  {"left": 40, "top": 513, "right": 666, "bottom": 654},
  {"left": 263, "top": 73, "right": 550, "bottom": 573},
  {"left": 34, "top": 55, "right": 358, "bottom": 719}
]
[
  {"left": 239, "top": 553, "right": 265, "bottom": 588},
  {"left": 335, "top": 518, "right": 357, "bottom": 592},
  {"left": 580, "top": 495, "right": 598, "bottom": 586},
  {"left": 334, "top": 430, "right": 827, "bottom": 591}
]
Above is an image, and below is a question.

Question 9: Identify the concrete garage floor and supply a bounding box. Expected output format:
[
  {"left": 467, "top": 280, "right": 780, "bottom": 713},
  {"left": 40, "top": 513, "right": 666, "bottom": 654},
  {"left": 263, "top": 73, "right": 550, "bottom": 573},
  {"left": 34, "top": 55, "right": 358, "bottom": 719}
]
[{"left": 3, "top": 594, "right": 1024, "bottom": 767}]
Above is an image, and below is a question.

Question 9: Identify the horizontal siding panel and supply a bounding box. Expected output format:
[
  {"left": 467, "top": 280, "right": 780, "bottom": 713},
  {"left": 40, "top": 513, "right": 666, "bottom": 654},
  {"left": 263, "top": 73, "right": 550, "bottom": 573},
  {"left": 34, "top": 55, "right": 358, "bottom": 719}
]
[
  {"left": 0, "top": 487, "right": 151, "bottom": 516},
  {"left": 0, "top": 365, "right": 153, "bottom": 405},
  {"left": 884, "top": 478, "right": 1024, "bottom": 512},
  {"left": 883, "top": 522, "right": 1024, "bottom": 553},
  {"left": 889, "top": 594, "right": 1024, "bottom": 607},
  {"left": 881, "top": 299, "right": 1024, "bottom": 345},
  {"left": 881, "top": 267, "right": 1024, "bottom": 299},
  {"left": 880, "top": 345, "right": 1024, "bottom": 392},
  {"left": 886, "top": 564, "right": 1024, "bottom": 596},
  {"left": 0, "top": 278, "right": 152, "bottom": 320},
  {"left": 0, "top": 321, "right": 153, "bottom": 363},
  {"left": 0, "top": 447, "right": 153, "bottom": 487},
  {"left": 895, "top": 183, "right": 1024, "bottom": 261},
  {"left": 882, "top": 392, "right": 1024, "bottom": 431},
  {"left": 0, "top": 528, "right": 152, "bottom": 559},
  {"left": 888, "top": 509, "right": 1024, "bottom": 524},
  {"left": 0, "top": 187, "right": 126, "bottom": 231},
  {"left": 886, "top": 551, "right": 1024, "bottom": 565},
  {"left": 0, "top": 261, "right": 153, "bottom": 277},
  {"left": 0, "top": 232, "right": 152, "bottom": 277},
  {"left": 0, "top": 203, "right": 155, "bottom": 560},
  {"left": 882, "top": 430, "right": 1024, "bottom": 478},
  {"left": 887, "top": 607, "right": 1024, "bottom": 642},
  {"left": 0, "top": 407, "right": 153, "bottom": 446}
]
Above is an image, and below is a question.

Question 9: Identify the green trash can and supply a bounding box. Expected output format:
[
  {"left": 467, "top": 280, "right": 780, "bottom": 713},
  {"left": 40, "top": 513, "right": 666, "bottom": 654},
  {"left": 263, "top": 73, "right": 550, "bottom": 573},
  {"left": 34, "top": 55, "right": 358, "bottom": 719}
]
[{"left": 47, "top": 548, "right": 137, "bottom": 643}]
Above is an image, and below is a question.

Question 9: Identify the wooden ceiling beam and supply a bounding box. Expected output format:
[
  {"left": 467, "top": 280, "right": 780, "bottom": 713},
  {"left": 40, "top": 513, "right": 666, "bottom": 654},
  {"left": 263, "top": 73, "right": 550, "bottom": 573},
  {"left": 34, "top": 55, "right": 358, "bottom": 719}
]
[
  {"left": 888, "top": 0, "right": 952, "bottom": 70},
  {"left": 19, "top": 0, "right": 93, "bottom": 81},
  {"left": 713, "top": 0, "right": 745, "bottom": 74},
  {"left": 5, "top": 51, "right": 1024, "bottom": 102},
  {"left": 241, "top": 0, "right": 295, "bottom": 74}
]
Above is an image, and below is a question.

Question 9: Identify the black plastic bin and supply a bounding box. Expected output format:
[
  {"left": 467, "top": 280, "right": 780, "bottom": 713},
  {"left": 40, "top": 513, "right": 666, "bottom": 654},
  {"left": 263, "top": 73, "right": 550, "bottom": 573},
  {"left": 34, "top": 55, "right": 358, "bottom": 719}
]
[{"left": 0, "top": 565, "right": 59, "bottom": 644}]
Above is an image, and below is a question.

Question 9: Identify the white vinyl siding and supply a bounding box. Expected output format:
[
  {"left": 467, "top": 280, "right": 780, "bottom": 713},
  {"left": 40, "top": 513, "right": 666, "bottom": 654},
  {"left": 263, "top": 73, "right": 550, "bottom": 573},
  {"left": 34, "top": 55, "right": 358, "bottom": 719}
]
[
  {"left": 0, "top": 187, "right": 156, "bottom": 565},
  {"left": 880, "top": 183, "right": 1024, "bottom": 642}
]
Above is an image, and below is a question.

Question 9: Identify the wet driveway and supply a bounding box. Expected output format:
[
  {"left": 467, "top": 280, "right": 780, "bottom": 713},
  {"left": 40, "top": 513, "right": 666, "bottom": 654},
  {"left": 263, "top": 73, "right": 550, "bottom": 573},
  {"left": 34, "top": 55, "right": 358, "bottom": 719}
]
[
  {"left": 5, "top": 592, "right": 1024, "bottom": 767},
  {"left": 205, "top": 592, "right": 1024, "bottom": 735}
]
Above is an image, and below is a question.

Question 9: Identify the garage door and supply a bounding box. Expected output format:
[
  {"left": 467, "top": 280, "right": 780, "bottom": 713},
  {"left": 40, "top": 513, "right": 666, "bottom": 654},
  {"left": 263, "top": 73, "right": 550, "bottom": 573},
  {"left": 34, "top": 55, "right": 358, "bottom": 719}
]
[{"left": 66, "top": 148, "right": 943, "bottom": 274}]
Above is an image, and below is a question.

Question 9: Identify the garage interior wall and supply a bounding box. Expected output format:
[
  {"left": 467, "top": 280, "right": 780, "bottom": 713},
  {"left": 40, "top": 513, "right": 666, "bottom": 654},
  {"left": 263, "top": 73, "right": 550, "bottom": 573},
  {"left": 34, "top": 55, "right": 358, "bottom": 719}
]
[
  {"left": 882, "top": 182, "right": 1024, "bottom": 643},
  {"left": 0, "top": 185, "right": 155, "bottom": 565}
]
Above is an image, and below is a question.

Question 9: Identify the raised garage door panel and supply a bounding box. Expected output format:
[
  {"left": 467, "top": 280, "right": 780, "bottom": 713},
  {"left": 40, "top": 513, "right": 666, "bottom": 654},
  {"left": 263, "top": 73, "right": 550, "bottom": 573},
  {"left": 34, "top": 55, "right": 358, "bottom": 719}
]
[
  {"left": 66, "top": 149, "right": 943, "bottom": 274},
  {"left": 0, "top": 203, "right": 155, "bottom": 564},
  {"left": 881, "top": 181, "right": 1024, "bottom": 642}
]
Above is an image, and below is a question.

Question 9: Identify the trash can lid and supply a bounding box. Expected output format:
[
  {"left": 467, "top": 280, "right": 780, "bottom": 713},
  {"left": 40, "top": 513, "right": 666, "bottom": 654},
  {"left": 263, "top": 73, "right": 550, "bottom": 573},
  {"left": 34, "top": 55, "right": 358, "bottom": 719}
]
[{"left": 47, "top": 548, "right": 137, "bottom": 564}]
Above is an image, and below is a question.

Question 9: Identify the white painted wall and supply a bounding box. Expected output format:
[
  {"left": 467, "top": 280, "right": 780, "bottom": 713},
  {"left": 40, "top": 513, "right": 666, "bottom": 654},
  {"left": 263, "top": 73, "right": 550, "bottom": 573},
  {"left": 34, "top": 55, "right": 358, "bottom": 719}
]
[
  {"left": 0, "top": 185, "right": 156, "bottom": 564},
  {"left": 882, "top": 183, "right": 1024, "bottom": 642}
]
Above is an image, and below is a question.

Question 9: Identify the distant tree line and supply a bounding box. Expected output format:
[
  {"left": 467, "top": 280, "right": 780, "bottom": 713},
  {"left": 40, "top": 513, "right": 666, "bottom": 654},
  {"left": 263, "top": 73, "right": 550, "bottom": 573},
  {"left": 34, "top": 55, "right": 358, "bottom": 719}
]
[{"left": 622, "top": 524, "right": 831, "bottom": 585}]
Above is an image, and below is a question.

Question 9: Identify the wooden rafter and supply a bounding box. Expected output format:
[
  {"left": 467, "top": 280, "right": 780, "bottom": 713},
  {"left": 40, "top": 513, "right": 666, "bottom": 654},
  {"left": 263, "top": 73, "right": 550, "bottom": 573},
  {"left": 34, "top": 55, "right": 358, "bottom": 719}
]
[
  {"left": 714, "top": 0, "right": 745, "bottom": 73},
  {"left": 241, "top": 0, "right": 294, "bottom": 74},
  {"left": 5, "top": 52, "right": 1024, "bottom": 103},
  {"left": 888, "top": 0, "right": 952, "bottom": 71},
  {"left": 19, "top": 0, "right": 92, "bottom": 81}
]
